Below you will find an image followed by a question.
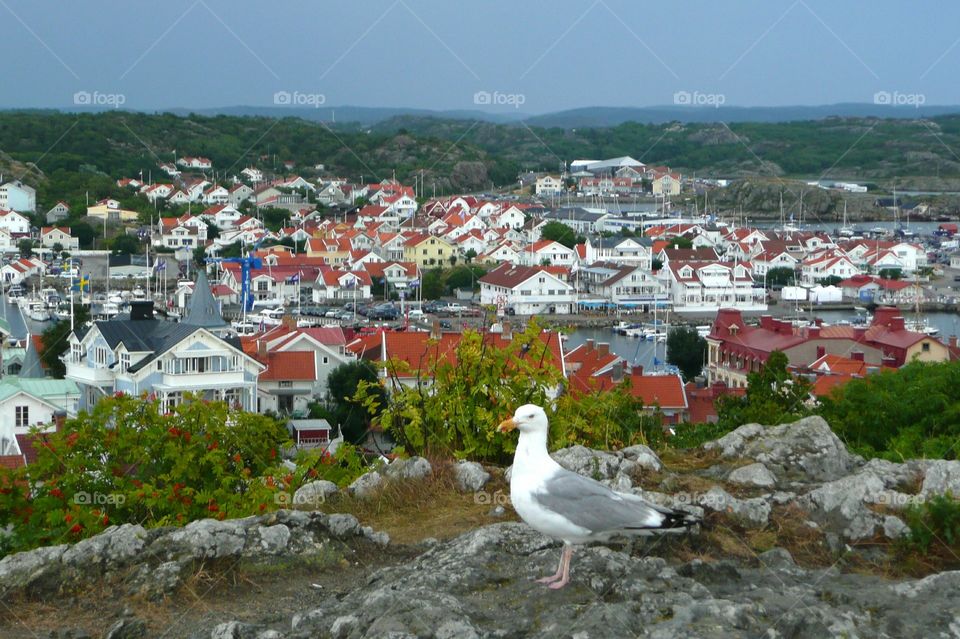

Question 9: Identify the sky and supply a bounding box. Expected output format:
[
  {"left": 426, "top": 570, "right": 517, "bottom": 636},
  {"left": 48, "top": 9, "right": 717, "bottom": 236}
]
[{"left": 1, "top": 0, "right": 958, "bottom": 113}]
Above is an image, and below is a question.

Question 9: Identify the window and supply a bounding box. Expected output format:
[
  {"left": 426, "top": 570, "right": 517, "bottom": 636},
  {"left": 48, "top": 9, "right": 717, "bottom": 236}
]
[
  {"left": 279, "top": 381, "right": 293, "bottom": 388},
  {"left": 119, "top": 353, "right": 130, "bottom": 372},
  {"left": 922, "top": 342, "right": 930, "bottom": 352},
  {"left": 15, "top": 406, "right": 28, "bottom": 428},
  {"left": 322, "top": 356, "right": 329, "bottom": 365},
  {"left": 94, "top": 347, "right": 108, "bottom": 366}
]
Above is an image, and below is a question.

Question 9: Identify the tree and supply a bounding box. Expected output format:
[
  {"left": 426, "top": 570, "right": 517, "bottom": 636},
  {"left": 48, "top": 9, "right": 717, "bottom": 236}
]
[
  {"left": 818, "top": 360, "right": 960, "bottom": 460},
  {"left": 422, "top": 268, "right": 445, "bottom": 300},
  {"left": 667, "top": 236, "right": 693, "bottom": 249},
  {"left": 817, "top": 275, "right": 843, "bottom": 286},
  {"left": 652, "top": 258, "right": 663, "bottom": 271},
  {"left": 464, "top": 248, "right": 477, "bottom": 263},
  {"left": 72, "top": 222, "right": 95, "bottom": 249},
  {"left": 110, "top": 233, "right": 141, "bottom": 255},
  {"left": 446, "top": 265, "right": 486, "bottom": 293},
  {"left": 765, "top": 266, "right": 796, "bottom": 288},
  {"left": 206, "top": 222, "right": 221, "bottom": 240},
  {"left": 879, "top": 268, "right": 902, "bottom": 280},
  {"left": 18, "top": 239, "right": 33, "bottom": 258},
  {"left": 39, "top": 305, "right": 90, "bottom": 378},
  {"left": 715, "top": 351, "right": 811, "bottom": 430},
  {"left": 540, "top": 221, "right": 583, "bottom": 249},
  {"left": 326, "top": 361, "right": 386, "bottom": 444},
  {"left": 448, "top": 255, "right": 458, "bottom": 267},
  {"left": 666, "top": 326, "right": 707, "bottom": 381}
]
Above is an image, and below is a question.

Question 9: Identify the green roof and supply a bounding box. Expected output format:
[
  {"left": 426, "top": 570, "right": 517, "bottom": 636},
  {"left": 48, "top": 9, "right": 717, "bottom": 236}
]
[{"left": 0, "top": 377, "right": 80, "bottom": 406}]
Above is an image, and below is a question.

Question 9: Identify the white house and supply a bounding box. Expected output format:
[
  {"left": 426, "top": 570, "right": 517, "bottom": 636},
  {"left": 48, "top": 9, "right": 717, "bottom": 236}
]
[
  {"left": 0, "top": 209, "right": 31, "bottom": 235},
  {"left": 40, "top": 226, "right": 79, "bottom": 251},
  {"left": 535, "top": 175, "right": 565, "bottom": 197},
  {"left": 663, "top": 261, "right": 766, "bottom": 313},
  {"left": 0, "top": 181, "right": 37, "bottom": 213},
  {"left": 523, "top": 240, "right": 578, "bottom": 266},
  {"left": 800, "top": 254, "right": 860, "bottom": 286},
  {"left": 479, "top": 263, "right": 576, "bottom": 315},
  {"left": 312, "top": 270, "right": 373, "bottom": 303}
]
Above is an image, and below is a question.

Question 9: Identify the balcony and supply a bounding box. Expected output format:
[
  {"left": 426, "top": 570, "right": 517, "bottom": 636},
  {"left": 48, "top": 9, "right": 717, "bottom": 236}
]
[
  {"left": 65, "top": 362, "right": 115, "bottom": 386},
  {"left": 160, "top": 369, "right": 247, "bottom": 390}
]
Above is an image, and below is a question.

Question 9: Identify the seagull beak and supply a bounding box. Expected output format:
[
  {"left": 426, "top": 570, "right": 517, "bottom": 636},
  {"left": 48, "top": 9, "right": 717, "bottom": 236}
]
[{"left": 497, "top": 417, "right": 517, "bottom": 433}]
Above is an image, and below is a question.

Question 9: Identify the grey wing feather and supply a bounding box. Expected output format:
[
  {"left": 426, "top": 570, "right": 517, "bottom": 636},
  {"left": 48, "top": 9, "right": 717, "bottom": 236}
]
[{"left": 532, "top": 467, "right": 689, "bottom": 534}]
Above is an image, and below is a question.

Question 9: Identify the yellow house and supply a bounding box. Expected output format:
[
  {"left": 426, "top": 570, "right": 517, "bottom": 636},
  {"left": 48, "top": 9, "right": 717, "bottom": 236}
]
[
  {"left": 86, "top": 200, "right": 140, "bottom": 222},
  {"left": 403, "top": 233, "right": 456, "bottom": 267},
  {"left": 652, "top": 173, "right": 682, "bottom": 196},
  {"left": 306, "top": 237, "right": 350, "bottom": 265}
]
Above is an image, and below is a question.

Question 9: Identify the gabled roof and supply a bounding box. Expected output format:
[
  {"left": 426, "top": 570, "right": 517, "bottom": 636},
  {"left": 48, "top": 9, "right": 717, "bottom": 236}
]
[
  {"left": 259, "top": 351, "right": 316, "bottom": 382},
  {"left": 183, "top": 270, "right": 227, "bottom": 329}
]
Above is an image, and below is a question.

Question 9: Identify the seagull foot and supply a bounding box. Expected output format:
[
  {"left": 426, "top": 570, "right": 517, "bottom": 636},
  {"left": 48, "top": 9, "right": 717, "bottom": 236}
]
[
  {"left": 535, "top": 574, "right": 562, "bottom": 585},
  {"left": 547, "top": 577, "right": 570, "bottom": 589}
]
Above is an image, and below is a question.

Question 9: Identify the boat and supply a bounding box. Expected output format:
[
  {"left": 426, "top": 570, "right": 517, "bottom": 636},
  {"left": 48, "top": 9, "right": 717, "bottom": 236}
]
[
  {"left": 27, "top": 300, "right": 51, "bottom": 322},
  {"left": 905, "top": 318, "right": 939, "bottom": 336},
  {"left": 232, "top": 321, "right": 259, "bottom": 336},
  {"left": 131, "top": 286, "right": 147, "bottom": 301},
  {"left": 54, "top": 304, "right": 72, "bottom": 320},
  {"left": 695, "top": 325, "right": 711, "bottom": 338}
]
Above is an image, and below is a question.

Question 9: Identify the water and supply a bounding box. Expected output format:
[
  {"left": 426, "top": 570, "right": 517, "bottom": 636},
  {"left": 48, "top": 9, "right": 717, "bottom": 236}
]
[
  {"left": 569, "top": 310, "right": 960, "bottom": 365},
  {"left": 566, "top": 327, "right": 669, "bottom": 369}
]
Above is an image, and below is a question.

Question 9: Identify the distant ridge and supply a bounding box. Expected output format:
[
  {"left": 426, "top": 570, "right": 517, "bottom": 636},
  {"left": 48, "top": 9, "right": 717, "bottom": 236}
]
[{"left": 6, "top": 102, "right": 960, "bottom": 129}]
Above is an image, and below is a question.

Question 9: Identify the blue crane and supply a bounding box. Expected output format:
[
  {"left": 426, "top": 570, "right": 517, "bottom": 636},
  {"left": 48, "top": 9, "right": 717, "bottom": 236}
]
[{"left": 205, "top": 255, "right": 263, "bottom": 312}]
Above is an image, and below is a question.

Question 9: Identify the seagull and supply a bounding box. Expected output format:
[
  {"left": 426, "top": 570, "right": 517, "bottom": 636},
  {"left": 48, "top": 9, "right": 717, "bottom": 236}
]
[{"left": 497, "top": 404, "right": 699, "bottom": 589}]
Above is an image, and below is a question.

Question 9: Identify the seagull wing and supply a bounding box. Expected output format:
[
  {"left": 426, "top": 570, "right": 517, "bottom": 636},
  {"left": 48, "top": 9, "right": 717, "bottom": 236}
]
[{"left": 532, "top": 466, "right": 697, "bottom": 536}]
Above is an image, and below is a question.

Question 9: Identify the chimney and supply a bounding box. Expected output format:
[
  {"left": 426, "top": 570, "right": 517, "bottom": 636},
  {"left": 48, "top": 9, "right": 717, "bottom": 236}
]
[
  {"left": 585, "top": 338, "right": 595, "bottom": 352},
  {"left": 502, "top": 321, "right": 512, "bottom": 340},
  {"left": 851, "top": 350, "right": 864, "bottom": 362},
  {"left": 430, "top": 319, "right": 441, "bottom": 340},
  {"left": 808, "top": 326, "right": 821, "bottom": 338},
  {"left": 891, "top": 315, "right": 906, "bottom": 331},
  {"left": 612, "top": 360, "right": 624, "bottom": 382},
  {"left": 597, "top": 343, "right": 610, "bottom": 357},
  {"left": 760, "top": 315, "right": 774, "bottom": 330},
  {"left": 816, "top": 345, "right": 825, "bottom": 359},
  {"left": 257, "top": 339, "right": 267, "bottom": 359},
  {"left": 634, "top": 365, "right": 644, "bottom": 377},
  {"left": 950, "top": 336, "right": 957, "bottom": 348},
  {"left": 53, "top": 410, "right": 67, "bottom": 432},
  {"left": 281, "top": 314, "right": 296, "bottom": 330},
  {"left": 854, "top": 326, "right": 866, "bottom": 340}
]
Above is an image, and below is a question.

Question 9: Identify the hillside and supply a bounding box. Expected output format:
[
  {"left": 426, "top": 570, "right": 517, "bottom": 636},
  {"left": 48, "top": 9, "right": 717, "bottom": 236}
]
[{"left": 6, "top": 110, "right": 960, "bottom": 213}]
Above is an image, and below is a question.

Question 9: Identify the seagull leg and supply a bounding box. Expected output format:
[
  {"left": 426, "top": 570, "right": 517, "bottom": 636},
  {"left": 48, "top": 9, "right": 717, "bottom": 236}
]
[
  {"left": 535, "top": 546, "right": 568, "bottom": 584},
  {"left": 547, "top": 545, "right": 574, "bottom": 589}
]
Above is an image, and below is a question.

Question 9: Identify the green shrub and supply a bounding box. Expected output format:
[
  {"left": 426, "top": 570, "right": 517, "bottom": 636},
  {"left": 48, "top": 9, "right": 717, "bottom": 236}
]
[{"left": 902, "top": 493, "right": 960, "bottom": 554}]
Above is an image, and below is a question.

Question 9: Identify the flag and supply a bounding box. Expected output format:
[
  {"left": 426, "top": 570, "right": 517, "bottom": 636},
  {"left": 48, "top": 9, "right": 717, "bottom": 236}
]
[
  {"left": 155, "top": 258, "right": 166, "bottom": 272},
  {"left": 343, "top": 276, "right": 355, "bottom": 289},
  {"left": 286, "top": 273, "right": 300, "bottom": 284},
  {"left": 408, "top": 278, "right": 420, "bottom": 289},
  {"left": 72, "top": 274, "right": 90, "bottom": 293}
]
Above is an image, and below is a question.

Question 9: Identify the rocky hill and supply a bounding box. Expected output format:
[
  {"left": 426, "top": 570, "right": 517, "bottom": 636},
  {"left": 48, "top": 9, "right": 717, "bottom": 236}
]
[{"left": 2, "top": 416, "right": 958, "bottom": 638}]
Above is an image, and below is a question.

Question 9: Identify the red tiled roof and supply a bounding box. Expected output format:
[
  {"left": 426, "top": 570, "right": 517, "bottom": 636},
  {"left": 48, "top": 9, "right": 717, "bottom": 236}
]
[{"left": 260, "top": 351, "right": 316, "bottom": 381}]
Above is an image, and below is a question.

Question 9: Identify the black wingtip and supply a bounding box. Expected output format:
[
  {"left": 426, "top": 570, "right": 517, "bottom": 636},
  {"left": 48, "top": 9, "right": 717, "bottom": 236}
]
[{"left": 660, "top": 510, "right": 700, "bottom": 529}]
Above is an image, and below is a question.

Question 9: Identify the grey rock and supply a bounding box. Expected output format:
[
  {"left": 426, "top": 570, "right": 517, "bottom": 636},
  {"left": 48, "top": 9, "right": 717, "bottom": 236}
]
[
  {"left": 488, "top": 505, "right": 507, "bottom": 518},
  {"left": 726, "top": 462, "right": 777, "bottom": 488},
  {"left": 103, "top": 618, "right": 146, "bottom": 639},
  {"left": 252, "top": 524, "right": 291, "bottom": 555},
  {"left": 800, "top": 471, "right": 887, "bottom": 541},
  {"left": 329, "top": 615, "right": 359, "bottom": 639},
  {"left": 551, "top": 445, "right": 624, "bottom": 480},
  {"left": 292, "top": 480, "right": 338, "bottom": 507},
  {"left": 326, "top": 514, "right": 361, "bottom": 538},
  {"left": 698, "top": 486, "right": 770, "bottom": 527},
  {"left": 383, "top": 456, "right": 432, "bottom": 481},
  {"left": 362, "top": 526, "right": 390, "bottom": 547},
  {"left": 155, "top": 518, "right": 251, "bottom": 561},
  {"left": 758, "top": 547, "right": 795, "bottom": 568},
  {"left": 0, "top": 543, "right": 67, "bottom": 591},
  {"left": 705, "top": 416, "right": 859, "bottom": 482},
  {"left": 620, "top": 444, "right": 663, "bottom": 472},
  {"left": 883, "top": 515, "right": 910, "bottom": 540},
  {"left": 347, "top": 470, "right": 382, "bottom": 498},
  {"left": 920, "top": 460, "right": 960, "bottom": 497},
  {"left": 61, "top": 524, "right": 147, "bottom": 571},
  {"left": 127, "top": 560, "right": 183, "bottom": 600},
  {"left": 453, "top": 460, "right": 491, "bottom": 493}
]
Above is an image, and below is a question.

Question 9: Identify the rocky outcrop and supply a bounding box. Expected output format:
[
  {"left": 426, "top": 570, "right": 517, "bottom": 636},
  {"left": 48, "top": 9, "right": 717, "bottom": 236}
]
[
  {"left": 0, "top": 511, "right": 383, "bottom": 601},
  {"left": 705, "top": 416, "right": 860, "bottom": 482},
  {"left": 202, "top": 523, "right": 957, "bottom": 639},
  {"left": 453, "top": 460, "right": 491, "bottom": 493}
]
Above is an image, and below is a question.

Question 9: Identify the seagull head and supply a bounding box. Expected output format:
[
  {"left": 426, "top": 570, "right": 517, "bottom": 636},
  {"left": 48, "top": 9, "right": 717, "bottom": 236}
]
[{"left": 497, "top": 404, "right": 549, "bottom": 436}]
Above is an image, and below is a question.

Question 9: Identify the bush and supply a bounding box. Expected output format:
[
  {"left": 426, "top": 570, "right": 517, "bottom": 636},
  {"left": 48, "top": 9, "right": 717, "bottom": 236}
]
[
  {"left": 902, "top": 493, "right": 960, "bottom": 556},
  {"left": 0, "top": 396, "right": 370, "bottom": 557}
]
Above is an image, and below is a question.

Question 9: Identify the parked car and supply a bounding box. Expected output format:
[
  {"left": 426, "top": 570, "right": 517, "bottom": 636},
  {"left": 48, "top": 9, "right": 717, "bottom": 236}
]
[
  {"left": 407, "top": 309, "right": 426, "bottom": 320},
  {"left": 439, "top": 302, "right": 467, "bottom": 315}
]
